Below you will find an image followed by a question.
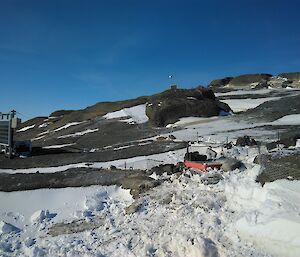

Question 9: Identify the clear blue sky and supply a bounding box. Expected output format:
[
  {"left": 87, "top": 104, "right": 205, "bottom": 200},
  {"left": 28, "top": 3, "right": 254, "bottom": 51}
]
[{"left": 1, "top": 0, "right": 300, "bottom": 119}]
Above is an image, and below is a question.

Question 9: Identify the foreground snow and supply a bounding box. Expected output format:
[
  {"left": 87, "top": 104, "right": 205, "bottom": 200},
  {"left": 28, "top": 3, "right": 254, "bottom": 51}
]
[{"left": 1, "top": 163, "right": 299, "bottom": 257}]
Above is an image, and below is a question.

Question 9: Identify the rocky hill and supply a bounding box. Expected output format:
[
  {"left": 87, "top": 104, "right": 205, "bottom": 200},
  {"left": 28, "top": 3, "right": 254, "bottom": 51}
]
[
  {"left": 11, "top": 86, "right": 230, "bottom": 166},
  {"left": 209, "top": 72, "right": 300, "bottom": 90}
]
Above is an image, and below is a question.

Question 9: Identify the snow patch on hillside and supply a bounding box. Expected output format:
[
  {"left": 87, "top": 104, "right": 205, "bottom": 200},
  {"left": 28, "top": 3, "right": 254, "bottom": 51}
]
[
  {"left": 58, "top": 128, "right": 99, "bottom": 138},
  {"left": 215, "top": 88, "right": 272, "bottom": 97},
  {"left": 53, "top": 121, "right": 86, "bottom": 132},
  {"left": 166, "top": 116, "right": 219, "bottom": 128},
  {"left": 17, "top": 124, "right": 35, "bottom": 132},
  {"left": 104, "top": 104, "right": 149, "bottom": 124},
  {"left": 271, "top": 114, "right": 300, "bottom": 125},
  {"left": 43, "top": 143, "right": 75, "bottom": 149},
  {"left": 222, "top": 97, "right": 280, "bottom": 112}
]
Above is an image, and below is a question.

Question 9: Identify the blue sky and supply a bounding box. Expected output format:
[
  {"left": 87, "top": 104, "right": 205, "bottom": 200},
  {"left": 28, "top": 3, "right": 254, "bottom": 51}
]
[{"left": 1, "top": 0, "right": 300, "bottom": 119}]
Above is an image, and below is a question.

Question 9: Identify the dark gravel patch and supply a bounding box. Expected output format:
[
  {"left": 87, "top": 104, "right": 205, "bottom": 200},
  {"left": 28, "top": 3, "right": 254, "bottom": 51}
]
[
  {"left": 256, "top": 153, "right": 300, "bottom": 185},
  {"left": 0, "top": 141, "right": 186, "bottom": 169},
  {"left": 0, "top": 167, "right": 159, "bottom": 198}
]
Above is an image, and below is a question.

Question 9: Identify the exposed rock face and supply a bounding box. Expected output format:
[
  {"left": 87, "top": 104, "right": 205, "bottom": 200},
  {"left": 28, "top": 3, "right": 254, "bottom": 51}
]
[{"left": 145, "top": 86, "right": 231, "bottom": 127}]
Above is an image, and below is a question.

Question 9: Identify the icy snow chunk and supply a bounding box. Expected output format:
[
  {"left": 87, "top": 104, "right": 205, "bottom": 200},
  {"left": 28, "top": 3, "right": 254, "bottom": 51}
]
[
  {"left": 24, "top": 238, "right": 36, "bottom": 248},
  {"left": 84, "top": 186, "right": 133, "bottom": 215},
  {"left": 0, "top": 221, "right": 20, "bottom": 234},
  {"left": 30, "top": 210, "right": 56, "bottom": 224},
  {"left": 103, "top": 104, "right": 149, "bottom": 124}
]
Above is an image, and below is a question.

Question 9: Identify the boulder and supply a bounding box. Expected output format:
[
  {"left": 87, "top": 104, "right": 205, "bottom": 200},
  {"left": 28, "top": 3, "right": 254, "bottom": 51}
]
[
  {"left": 221, "top": 158, "right": 243, "bottom": 172},
  {"left": 184, "top": 151, "right": 207, "bottom": 161},
  {"left": 236, "top": 136, "right": 257, "bottom": 146},
  {"left": 125, "top": 201, "right": 143, "bottom": 215},
  {"left": 150, "top": 163, "right": 181, "bottom": 175},
  {"left": 121, "top": 175, "right": 160, "bottom": 198},
  {"left": 146, "top": 86, "right": 231, "bottom": 127}
]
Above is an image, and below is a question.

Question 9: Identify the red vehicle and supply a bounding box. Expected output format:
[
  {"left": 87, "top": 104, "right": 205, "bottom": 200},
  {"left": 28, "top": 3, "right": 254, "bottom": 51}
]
[{"left": 184, "top": 160, "right": 222, "bottom": 171}]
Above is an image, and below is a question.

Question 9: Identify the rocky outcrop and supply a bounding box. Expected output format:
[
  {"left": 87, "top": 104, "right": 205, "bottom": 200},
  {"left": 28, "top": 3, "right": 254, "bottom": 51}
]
[
  {"left": 208, "top": 77, "right": 233, "bottom": 88},
  {"left": 278, "top": 72, "right": 300, "bottom": 81},
  {"left": 228, "top": 74, "right": 272, "bottom": 88},
  {"left": 277, "top": 72, "right": 300, "bottom": 87},
  {"left": 208, "top": 73, "right": 272, "bottom": 90},
  {"left": 145, "top": 86, "right": 231, "bottom": 127},
  {"left": 209, "top": 72, "right": 300, "bottom": 91}
]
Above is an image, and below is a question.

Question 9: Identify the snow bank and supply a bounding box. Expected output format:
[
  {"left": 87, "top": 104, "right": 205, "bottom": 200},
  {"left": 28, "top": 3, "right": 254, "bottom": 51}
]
[
  {"left": 271, "top": 114, "right": 300, "bottom": 125},
  {"left": 0, "top": 185, "right": 130, "bottom": 227},
  {"left": 16, "top": 124, "right": 35, "bottom": 132},
  {"left": 223, "top": 166, "right": 300, "bottom": 257},
  {"left": 104, "top": 104, "right": 149, "bottom": 124}
]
